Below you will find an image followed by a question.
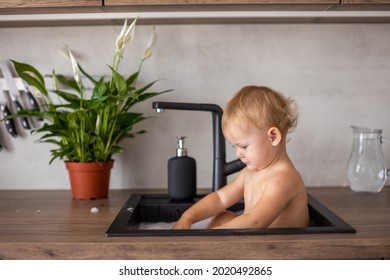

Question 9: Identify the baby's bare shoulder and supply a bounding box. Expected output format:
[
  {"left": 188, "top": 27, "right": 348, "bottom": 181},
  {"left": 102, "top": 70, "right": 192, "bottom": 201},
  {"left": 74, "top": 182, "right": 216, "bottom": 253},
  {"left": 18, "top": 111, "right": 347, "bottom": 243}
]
[{"left": 264, "top": 167, "right": 304, "bottom": 194}]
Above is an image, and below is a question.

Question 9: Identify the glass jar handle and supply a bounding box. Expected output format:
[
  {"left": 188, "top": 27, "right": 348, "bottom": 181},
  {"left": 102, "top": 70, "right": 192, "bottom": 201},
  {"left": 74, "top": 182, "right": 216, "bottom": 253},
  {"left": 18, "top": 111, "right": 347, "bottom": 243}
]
[
  {"left": 380, "top": 137, "right": 389, "bottom": 181},
  {"left": 381, "top": 136, "right": 390, "bottom": 145}
]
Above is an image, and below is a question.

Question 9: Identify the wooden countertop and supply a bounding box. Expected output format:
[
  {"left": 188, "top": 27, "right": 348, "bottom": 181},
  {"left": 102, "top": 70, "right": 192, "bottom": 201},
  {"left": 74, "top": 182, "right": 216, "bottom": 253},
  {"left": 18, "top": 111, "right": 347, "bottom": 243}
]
[{"left": 0, "top": 187, "right": 389, "bottom": 259}]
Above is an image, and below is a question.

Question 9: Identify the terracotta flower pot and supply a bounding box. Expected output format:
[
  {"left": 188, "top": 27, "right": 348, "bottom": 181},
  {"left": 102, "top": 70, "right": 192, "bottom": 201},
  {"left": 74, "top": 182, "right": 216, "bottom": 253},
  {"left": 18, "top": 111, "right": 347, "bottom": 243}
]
[{"left": 65, "top": 161, "right": 114, "bottom": 200}]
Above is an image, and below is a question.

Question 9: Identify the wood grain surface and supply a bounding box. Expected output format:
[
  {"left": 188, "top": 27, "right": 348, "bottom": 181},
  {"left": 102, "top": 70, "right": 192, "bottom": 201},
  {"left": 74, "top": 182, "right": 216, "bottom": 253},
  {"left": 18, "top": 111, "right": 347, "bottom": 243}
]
[{"left": 0, "top": 187, "right": 389, "bottom": 259}]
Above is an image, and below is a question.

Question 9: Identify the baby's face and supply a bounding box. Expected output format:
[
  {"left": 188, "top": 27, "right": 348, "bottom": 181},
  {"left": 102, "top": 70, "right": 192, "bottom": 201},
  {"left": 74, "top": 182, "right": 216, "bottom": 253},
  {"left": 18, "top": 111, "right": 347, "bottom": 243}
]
[{"left": 224, "top": 124, "right": 279, "bottom": 172}]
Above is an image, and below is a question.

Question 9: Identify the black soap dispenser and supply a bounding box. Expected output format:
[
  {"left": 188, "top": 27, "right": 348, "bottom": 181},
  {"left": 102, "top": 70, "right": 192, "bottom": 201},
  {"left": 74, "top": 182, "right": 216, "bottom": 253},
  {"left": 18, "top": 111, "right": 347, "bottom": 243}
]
[{"left": 168, "top": 136, "right": 197, "bottom": 201}]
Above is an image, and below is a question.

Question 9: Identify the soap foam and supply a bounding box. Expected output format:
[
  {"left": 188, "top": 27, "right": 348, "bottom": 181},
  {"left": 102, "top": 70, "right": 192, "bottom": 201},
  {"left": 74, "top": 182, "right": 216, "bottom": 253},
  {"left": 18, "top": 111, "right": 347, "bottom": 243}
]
[
  {"left": 138, "top": 217, "right": 213, "bottom": 230},
  {"left": 138, "top": 210, "right": 243, "bottom": 230}
]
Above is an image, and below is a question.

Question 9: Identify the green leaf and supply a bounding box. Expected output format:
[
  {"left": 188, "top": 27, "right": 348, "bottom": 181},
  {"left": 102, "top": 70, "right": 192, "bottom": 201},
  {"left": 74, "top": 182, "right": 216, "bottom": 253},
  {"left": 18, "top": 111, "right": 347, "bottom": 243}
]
[
  {"left": 1, "top": 108, "right": 46, "bottom": 120},
  {"left": 116, "top": 112, "right": 143, "bottom": 127},
  {"left": 10, "top": 60, "right": 48, "bottom": 96},
  {"left": 113, "top": 72, "right": 127, "bottom": 96},
  {"left": 88, "top": 96, "right": 109, "bottom": 109},
  {"left": 78, "top": 63, "right": 98, "bottom": 85},
  {"left": 92, "top": 78, "right": 107, "bottom": 98},
  {"left": 134, "top": 80, "right": 159, "bottom": 95},
  {"left": 56, "top": 75, "right": 81, "bottom": 93},
  {"left": 53, "top": 90, "right": 85, "bottom": 108},
  {"left": 123, "top": 89, "right": 172, "bottom": 111},
  {"left": 126, "top": 71, "right": 139, "bottom": 86}
]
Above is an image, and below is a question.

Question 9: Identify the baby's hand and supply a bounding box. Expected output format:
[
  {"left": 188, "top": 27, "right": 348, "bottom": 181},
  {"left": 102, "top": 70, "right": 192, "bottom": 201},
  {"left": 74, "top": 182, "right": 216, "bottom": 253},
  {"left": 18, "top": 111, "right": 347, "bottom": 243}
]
[{"left": 172, "top": 218, "right": 192, "bottom": 229}]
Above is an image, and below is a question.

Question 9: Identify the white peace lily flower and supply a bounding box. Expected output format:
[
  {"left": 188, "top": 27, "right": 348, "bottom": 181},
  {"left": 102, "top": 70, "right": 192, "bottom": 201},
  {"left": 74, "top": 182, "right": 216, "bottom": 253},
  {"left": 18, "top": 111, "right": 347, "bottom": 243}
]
[
  {"left": 67, "top": 47, "right": 81, "bottom": 87},
  {"left": 144, "top": 26, "right": 156, "bottom": 59},
  {"left": 116, "top": 18, "right": 137, "bottom": 51},
  {"left": 116, "top": 18, "right": 128, "bottom": 50},
  {"left": 52, "top": 70, "right": 59, "bottom": 91}
]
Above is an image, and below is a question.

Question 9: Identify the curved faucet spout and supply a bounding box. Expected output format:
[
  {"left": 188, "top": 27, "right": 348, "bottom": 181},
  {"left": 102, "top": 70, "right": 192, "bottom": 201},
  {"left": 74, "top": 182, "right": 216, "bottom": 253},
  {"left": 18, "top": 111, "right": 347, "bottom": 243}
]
[
  {"left": 225, "top": 159, "right": 246, "bottom": 177},
  {"left": 153, "top": 101, "right": 245, "bottom": 192}
]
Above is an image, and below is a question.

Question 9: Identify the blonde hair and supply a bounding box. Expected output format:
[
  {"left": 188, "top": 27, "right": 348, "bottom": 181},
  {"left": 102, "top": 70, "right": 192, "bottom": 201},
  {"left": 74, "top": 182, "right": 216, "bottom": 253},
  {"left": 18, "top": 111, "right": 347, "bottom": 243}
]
[{"left": 222, "top": 85, "right": 298, "bottom": 139}]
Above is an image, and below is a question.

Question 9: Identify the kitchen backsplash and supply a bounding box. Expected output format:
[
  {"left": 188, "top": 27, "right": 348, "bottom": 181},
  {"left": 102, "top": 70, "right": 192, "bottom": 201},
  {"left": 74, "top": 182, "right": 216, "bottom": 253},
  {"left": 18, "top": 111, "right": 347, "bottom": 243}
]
[{"left": 0, "top": 23, "right": 389, "bottom": 190}]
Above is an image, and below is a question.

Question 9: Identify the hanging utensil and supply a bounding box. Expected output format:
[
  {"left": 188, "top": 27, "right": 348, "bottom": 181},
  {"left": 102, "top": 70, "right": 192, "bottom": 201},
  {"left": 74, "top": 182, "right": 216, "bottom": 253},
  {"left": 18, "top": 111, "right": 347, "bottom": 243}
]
[
  {"left": 20, "top": 79, "right": 43, "bottom": 121},
  {"left": 0, "top": 84, "right": 18, "bottom": 137},
  {"left": 0, "top": 63, "right": 31, "bottom": 130}
]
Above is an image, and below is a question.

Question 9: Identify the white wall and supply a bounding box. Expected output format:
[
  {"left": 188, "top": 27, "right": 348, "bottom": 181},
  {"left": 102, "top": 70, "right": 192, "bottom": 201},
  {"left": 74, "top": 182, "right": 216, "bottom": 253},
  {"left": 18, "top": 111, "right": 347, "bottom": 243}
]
[{"left": 0, "top": 23, "right": 389, "bottom": 190}]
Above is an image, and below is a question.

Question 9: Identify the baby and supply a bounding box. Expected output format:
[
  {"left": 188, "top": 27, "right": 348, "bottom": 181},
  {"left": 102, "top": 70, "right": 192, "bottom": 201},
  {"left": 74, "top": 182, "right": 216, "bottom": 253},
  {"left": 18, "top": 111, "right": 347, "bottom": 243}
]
[{"left": 172, "top": 86, "right": 309, "bottom": 229}]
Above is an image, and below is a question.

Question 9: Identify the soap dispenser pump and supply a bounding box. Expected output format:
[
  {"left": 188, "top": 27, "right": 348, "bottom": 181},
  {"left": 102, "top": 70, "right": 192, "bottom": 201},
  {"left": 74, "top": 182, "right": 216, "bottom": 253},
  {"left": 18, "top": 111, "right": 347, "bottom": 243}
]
[{"left": 168, "top": 136, "right": 197, "bottom": 201}]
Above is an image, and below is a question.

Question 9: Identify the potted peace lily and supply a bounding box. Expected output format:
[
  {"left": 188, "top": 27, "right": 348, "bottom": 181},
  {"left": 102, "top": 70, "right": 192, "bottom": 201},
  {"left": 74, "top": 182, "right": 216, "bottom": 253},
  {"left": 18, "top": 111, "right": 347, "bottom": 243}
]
[{"left": 9, "top": 19, "right": 171, "bottom": 199}]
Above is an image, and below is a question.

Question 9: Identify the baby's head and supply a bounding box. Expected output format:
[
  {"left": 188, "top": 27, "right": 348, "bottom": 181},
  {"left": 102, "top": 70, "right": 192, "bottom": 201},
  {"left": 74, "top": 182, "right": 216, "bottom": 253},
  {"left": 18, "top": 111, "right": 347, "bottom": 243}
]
[{"left": 222, "top": 85, "right": 298, "bottom": 141}]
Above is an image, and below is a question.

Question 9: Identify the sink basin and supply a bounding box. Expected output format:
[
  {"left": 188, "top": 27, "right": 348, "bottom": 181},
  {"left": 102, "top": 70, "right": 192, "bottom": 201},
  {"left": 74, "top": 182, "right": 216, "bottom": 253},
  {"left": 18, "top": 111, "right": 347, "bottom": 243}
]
[{"left": 105, "top": 193, "right": 356, "bottom": 237}]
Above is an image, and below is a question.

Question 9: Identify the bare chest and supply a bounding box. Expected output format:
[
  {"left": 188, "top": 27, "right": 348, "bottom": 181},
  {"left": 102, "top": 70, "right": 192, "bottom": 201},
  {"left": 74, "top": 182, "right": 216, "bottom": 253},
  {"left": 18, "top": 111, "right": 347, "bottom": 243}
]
[{"left": 243, "top": 174, "right": 267, "bottom": 210}]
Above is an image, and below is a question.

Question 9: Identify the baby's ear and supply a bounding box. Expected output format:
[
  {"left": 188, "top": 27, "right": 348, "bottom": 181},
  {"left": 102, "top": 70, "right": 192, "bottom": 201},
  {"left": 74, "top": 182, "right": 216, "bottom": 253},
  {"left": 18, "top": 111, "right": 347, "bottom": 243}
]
[{"left": 267, "top": 127, "right": 282, "bottom": 146}]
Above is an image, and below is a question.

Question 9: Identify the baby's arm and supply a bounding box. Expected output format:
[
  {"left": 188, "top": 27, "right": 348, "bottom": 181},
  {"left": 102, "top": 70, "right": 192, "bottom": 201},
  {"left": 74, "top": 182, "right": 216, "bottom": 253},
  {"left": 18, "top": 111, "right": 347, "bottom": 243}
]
[
  {"left": 172, "top": 173, "right": 245, "bottom": 229},
  {"left": 172, "top": 192, "right": 225, "bottom": 229}
]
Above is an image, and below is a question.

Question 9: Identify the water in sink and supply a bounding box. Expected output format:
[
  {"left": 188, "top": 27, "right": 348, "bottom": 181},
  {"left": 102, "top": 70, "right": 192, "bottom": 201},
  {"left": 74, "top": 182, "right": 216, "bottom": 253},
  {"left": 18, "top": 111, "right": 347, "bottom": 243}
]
[
  {"left": 138, "top": 218, "right": 212, "bottom": 230},
  {"left": 138, "top": 210, "right": 245, "bottom": 230}
]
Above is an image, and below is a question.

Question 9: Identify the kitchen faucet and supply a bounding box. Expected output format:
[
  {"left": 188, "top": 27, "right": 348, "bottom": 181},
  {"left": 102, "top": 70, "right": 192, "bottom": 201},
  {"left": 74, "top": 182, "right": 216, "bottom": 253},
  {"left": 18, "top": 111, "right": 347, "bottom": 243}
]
[{"left": 152, "top": 101, "right": 246, "bottom": 192}]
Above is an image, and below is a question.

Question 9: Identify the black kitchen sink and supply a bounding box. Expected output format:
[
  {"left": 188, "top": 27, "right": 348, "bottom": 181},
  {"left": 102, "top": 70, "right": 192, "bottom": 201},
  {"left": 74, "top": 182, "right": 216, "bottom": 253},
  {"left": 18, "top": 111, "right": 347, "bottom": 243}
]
[{"left": 105, "top": 194, "right": 356, "bottom": 237}]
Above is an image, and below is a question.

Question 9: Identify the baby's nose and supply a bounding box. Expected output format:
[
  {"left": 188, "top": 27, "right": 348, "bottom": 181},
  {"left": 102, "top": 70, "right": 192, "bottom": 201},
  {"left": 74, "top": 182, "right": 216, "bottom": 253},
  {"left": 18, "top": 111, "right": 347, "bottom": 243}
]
[{"left": 236, "top": 148, "right": 243, "bottom": 159}]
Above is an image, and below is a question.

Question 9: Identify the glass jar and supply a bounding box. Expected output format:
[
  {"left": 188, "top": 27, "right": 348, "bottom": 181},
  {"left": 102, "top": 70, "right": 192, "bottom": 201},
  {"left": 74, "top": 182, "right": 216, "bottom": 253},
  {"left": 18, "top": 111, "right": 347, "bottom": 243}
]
[{"left": 347, "top": 126, "right": 389, "bottom": 193}]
